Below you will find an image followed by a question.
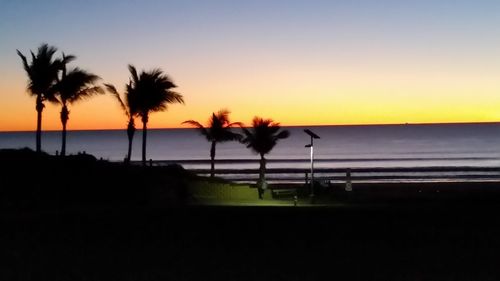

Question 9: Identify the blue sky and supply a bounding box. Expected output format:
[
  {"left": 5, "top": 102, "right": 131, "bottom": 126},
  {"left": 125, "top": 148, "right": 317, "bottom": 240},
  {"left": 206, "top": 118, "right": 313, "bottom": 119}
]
[{"left": 1, "top": 0, "right": 500, "bottom": 130}]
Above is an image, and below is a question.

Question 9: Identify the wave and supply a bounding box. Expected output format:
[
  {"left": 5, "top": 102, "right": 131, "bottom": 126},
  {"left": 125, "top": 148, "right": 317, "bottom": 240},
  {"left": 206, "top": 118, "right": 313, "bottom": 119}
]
[{"left": 152, "top": 156, "right": 500, "bottom": 164}]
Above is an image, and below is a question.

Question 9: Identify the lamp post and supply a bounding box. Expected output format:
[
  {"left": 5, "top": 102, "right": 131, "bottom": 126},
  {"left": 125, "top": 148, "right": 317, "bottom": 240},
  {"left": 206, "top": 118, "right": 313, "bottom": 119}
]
[{"left": 304, "top": 129, "right": 320, "bottom": 199}]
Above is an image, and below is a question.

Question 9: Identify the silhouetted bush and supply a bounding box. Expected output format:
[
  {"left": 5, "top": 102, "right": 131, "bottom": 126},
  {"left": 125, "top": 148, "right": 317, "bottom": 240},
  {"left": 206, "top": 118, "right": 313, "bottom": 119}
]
[{"left": 0, "top": 148, "right": 196, "bottom": 212}]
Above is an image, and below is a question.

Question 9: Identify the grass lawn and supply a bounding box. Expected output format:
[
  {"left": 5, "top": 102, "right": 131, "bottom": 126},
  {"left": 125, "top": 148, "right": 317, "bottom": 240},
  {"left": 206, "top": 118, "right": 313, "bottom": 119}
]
[
  {"left": 187, "top": 181, "right": 292, "bottom": 206},
  {"left": 187, "top": 180, "right": 351, "bottom": 207}
]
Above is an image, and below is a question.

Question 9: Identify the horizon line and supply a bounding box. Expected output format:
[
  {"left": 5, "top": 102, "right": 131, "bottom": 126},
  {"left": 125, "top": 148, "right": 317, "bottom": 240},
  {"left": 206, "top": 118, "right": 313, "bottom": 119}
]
[{"left": 1, "top": 121, "right": 499, "bottom": 133}]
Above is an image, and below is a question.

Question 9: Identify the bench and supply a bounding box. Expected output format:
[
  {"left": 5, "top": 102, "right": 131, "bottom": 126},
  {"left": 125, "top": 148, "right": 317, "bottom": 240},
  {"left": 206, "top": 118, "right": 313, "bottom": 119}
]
[{"left": 271, "top": 188, "right": 297, "bottom": 199}]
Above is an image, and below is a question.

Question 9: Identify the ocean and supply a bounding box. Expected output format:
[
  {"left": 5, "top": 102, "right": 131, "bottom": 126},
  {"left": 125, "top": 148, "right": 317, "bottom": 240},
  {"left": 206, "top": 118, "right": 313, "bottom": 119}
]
[{"left": 1, "top": 123, "right": 500, "bottom": 172}]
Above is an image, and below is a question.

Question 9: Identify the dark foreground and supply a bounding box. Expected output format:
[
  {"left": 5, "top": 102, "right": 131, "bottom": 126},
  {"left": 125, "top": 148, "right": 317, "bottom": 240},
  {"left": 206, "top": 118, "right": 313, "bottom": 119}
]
[
  {"left": 2, "top": 148, "right": 500, "bottom": 280},
  {"left": 2, "top": 206, "right": 500, "bottom": 281}
]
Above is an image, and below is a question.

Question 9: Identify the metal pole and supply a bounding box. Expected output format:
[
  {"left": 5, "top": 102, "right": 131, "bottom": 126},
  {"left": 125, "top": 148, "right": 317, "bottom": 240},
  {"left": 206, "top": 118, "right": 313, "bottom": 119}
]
[
  {"left": 310, "top": 137, "right": 314, "bottom": 198},
  {"left": 304, "top": 129, "right": 320, "bottom": 201}
]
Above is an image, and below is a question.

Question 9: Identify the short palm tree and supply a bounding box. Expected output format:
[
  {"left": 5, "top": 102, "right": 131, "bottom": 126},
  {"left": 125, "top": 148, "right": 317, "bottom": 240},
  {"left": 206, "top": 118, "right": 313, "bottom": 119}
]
[
  {"left": 127, "top": 65, "right": 184, "bottom": 165},
  {"left": 182, "top": 109, "right": 242, "bottom": 177},
  {"left": 52, "top": 56, "right": 103, "bottom": 156},
  {"left": 16, "top": 43, "right": 74, "bottom": 153},
  {"left": 104, "top": 81, "right": 138, "bottom": 163},
  {"left": 241, "top": 117, "right": 290, "bottom": 199}
]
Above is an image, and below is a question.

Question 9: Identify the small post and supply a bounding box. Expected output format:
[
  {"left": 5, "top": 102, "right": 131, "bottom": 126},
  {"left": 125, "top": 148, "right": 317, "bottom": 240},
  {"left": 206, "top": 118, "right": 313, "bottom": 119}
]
[
  {"left": 305, "top": 172, "right": 309, "bottom": 185},
  {"left": 149, "top": 159, "right": 153, "bottom": 167},
  {"left": 345, "top": 169, "right": 352, "bottom": 192}
]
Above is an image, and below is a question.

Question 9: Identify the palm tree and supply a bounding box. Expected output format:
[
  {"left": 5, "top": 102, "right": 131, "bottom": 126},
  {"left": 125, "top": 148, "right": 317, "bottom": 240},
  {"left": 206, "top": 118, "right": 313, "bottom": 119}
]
[
  {"left": 104, "top": 80, "right": 138, "bottom": 163},
  {"left": 16, "top": 43, "right": 74, "bottom": 153},
  {"left": 241, "top": 117, "right": 290, "bottom": 199},
  {"left": 182, "top": 109, "right": 242, "bottom": 177},
  {"left": 52, "top": 57, "right": 103, "bottom": 156},
  {"left": 127, "top": 65, "right": 184, "bottom": 165}
]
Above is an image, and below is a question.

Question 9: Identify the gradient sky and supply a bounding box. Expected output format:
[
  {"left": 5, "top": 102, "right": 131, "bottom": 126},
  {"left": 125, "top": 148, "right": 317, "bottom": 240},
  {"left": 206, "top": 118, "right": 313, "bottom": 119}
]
[{"left": 1, "top": 0, "right": 500, "bottom": 131}]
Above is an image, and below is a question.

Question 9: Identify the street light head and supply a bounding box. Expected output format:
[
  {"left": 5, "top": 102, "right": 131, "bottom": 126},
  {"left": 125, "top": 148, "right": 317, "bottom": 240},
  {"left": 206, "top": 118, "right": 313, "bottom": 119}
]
[
  {"left": 304, "top": 129, "right": 320, "bottom": 139},
  {"left": 305, "top": 144, "right": 312, "bottom": 148}
]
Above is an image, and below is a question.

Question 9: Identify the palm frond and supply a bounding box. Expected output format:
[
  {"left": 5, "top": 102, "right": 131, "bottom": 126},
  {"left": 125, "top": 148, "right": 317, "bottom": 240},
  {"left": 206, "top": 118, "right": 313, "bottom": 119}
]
[
  {"left": 221, "top": 130, "right": 242, "bottom": 142},
  {"left": 215, "top": 109, "right": 230, "bottom": 123},
  {"left": 182, "top": 120, "right": 209, "bottom": 138},
  {"left": 44, "top": 86, "right": 60, "bottom": 104},
  {"left": 57, "top": 52, "right": 75, "bottom": 80},
  {"left": 228, "top": 121, "right": 243, "bottom": 127},
  {"left": 128, "top": 64, "right": 139, "bottom": 84},
  {"left": 240, "top": 127, "right": 254, "bottom": 144},
  {"left": 104, "top": 83, "right": 129, "bottom": 117},
  {"left": 275, "top": 130, "right": 290, "bottom": 140},
  {"left": 55, "top": 67, "right": 102, "bottom": 103},
  {"left": 30, "top": 50, "right": 37, "bottom": 64},
  {"left": 104, "top": 83, "right": 119, "bottom": 95},
  {"left": 61, "top": 53, "right": 76, "bottom": 65},
  {"left": 17, "top": 44, "right": 65, "bottom": 99},
  {"left": 165, "top": 91, "right": 184, "bottom": 104},
  {"left": 182, "top": 120, "right": 204, "bottom": 129},
  {"left": 241, "top": 116, "right": 289, "bottom": 155},
  {"left": 16, "top": 50, "right": 31, "bottom": 76},
  {"left": 16, "top": 49, "right": 36, "bottom": 96},
  {"left": 126, "top": 66, "right": 184, "bottom": 120},
  {"left": 69, "top": 86, "right": 104, "bottom": 103},
  {"left": 38, "top": 43, "right": 57, "bottom": 58}
]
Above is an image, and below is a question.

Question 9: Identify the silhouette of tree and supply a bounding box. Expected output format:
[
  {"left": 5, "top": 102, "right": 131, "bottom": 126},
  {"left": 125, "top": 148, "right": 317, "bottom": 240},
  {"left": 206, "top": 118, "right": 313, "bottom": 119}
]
[
  {"left": 183, "top": 109, "right": 242, "bottom": 177},
  {"left": 241, "top": 117, "right": 290, "bottom": 199},
  {"left": 104, "top": 80, "right": 138, "bottom": 163},
  {"left": 52, "top": 55, "right": 103, "bottom": 156},
  {"left": 16, "top": 44, "right": 74, "bottom": 153},
  {"left": 127, "top": 65, "right": 184, "bottom": 165}
]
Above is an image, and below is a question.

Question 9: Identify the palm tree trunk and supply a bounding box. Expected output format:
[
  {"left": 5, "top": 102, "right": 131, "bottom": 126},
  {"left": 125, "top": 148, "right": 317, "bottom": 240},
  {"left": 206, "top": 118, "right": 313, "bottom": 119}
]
[
  {"left": 258, "top": 154, "right": 266, "bottom": 199},
  {"left": 210, "top": 141, "right": 216, "bottom": 177},
  {"left": 35, "top": 95, "right": 44, "bottom": 153},
  {"left": 60, "top": 105, "right": 69, "bottom": 156},
  {"left": 126, "top": 118, "right": 135, "bottom": 163},
  {"left": 126, "top": 135, "right": 133, "bottom": 163},
  {"left": 61, "top": 122, "right": 67, "bottom": 156},
  {"left": 141, "top": 115, "right": 148, "bottom": 166}
]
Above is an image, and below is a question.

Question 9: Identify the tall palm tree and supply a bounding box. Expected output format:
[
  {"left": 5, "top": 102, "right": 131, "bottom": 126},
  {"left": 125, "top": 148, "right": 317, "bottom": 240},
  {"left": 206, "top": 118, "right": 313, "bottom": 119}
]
[
  {"left": 182, "top": 109, "right": 242, "bottom": 177},
  {"left": 127, "top": 65, "right": 184, "bottom": 165},
  {"left": 16, "top": 43, "right": 74, "bottom": 153},
  {"left": 104, "top": 81, "right": 137, "bottom": 163},
  {"left": 241, "top": 117, "right": 290, "bottom": 199},
  {"left": 52, "top": 57, "right": 103, "bottom": 156}
]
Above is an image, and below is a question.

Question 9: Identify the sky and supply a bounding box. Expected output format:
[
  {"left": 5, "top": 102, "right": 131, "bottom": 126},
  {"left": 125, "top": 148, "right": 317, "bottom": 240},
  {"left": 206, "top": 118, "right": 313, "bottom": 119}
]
[{"left": 1, "top": 0, "right": 500, "bottom": 131}]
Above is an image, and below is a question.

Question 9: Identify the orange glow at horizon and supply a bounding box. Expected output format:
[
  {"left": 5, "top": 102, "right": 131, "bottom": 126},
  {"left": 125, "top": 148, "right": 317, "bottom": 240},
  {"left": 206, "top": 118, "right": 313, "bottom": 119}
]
[
  {"left": 2, "top": 75, "right": 500, "bottom": 132},
  {"left": 2, "top": 52, "right": 500, "bottom": 132},
  {"left": 2, "top": 1, "right": 500, "bottom": 132}
]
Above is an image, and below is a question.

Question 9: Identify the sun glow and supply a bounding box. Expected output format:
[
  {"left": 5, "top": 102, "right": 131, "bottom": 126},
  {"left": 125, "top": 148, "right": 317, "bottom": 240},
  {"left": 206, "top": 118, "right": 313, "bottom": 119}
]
[{"left": 2, "top": 1, "right": 500, "bottom": 131}]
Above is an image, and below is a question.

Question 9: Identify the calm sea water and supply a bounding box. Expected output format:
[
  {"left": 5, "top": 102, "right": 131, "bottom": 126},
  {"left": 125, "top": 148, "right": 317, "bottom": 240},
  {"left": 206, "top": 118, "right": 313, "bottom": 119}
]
[{"left": 1, "top": 123, "right": 500, "bottom": 170}]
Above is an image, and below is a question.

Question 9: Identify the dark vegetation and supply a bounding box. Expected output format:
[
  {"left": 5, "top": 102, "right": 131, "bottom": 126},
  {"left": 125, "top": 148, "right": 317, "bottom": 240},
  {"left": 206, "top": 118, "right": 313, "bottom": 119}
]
[{"left": 0, "top": 148, "right": 193, "bottom": 213}]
